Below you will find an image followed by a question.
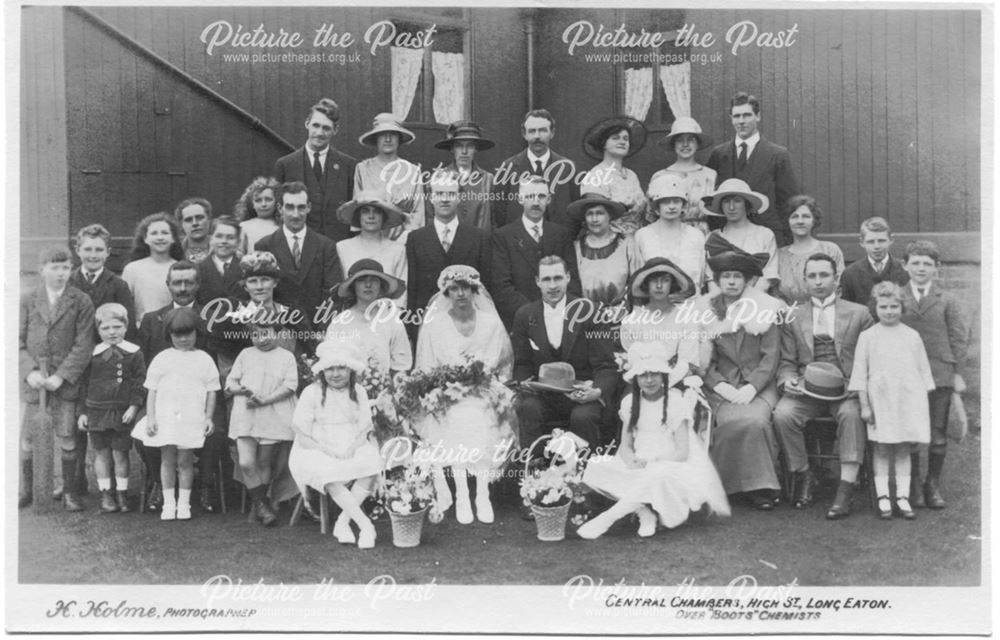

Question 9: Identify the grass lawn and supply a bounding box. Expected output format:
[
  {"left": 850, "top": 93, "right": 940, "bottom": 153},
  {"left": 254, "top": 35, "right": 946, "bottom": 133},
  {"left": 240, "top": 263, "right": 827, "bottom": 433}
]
[{"left": 17, "top": 433, "right": 982, "bottom": 586}]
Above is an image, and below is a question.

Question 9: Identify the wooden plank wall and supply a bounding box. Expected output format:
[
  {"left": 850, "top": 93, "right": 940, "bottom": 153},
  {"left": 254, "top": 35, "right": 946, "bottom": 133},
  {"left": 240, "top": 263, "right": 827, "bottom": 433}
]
[{"left": 689, "top": 8, "right": 981, "bottom": 240}]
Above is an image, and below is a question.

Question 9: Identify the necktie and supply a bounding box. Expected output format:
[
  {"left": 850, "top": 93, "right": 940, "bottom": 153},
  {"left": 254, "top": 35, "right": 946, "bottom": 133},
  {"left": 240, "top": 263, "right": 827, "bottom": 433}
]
[
  {"left": 313, "top": 151, "right": 323, "bottom": 183},
  {"left": 737, "top": 142, "right": 748, "bottom": 172},
  {"left": 441, "top": 227, "right": 452, "bottom": 253},
  {"left": 292, "top": 235, "right": 301, "bottom": 268},
  {"left": 534, "top": 160, "right": 544, "bottom": 175},
  {"left": 86, "top": 272, "right": 96, "bottom": 284},
  {"left": 222, "top": 260, "right": 231, "bottom": 277},
  {"left": 531, "top": 224, "right": 541, "bottom": 243},
  {"left": 917, "top": 288, "right": 926, "bottom": 303},
  {"left": 813, "top": 299, "right": 834, "bottom": 336}
]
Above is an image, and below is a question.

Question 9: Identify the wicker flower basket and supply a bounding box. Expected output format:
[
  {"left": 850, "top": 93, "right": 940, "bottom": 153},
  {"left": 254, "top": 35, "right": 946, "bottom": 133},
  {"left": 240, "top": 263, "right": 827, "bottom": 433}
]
[
  {"left": 388, "top": 506, "right": 429, "bottom": 547},
  {"left": 531, "top": 502, "right": 571, "bottom": 541}
]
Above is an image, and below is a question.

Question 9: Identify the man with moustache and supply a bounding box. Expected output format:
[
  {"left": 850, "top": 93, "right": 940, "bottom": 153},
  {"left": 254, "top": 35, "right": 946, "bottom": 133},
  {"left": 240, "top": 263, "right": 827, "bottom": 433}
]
[
  {"left": 773, "top": 253, "right": 873, "bottom": 520},
  {"left": 491, "top": 176, "right": 580, "bottom": 329},
  {"left": 255, "top": 181, "right": 342, "bottom": 327},
  {"left": 406, "top": 171, "right": 491, "bottom": 336},
  {"left": 274, "top": 98, "right": 357, "bottom": 242},
  {"left": 707, "top": 92, "right": 799, "bottom": 245},
  {"left": 492, "top": 109, "right": 580, "bottom": 229}
]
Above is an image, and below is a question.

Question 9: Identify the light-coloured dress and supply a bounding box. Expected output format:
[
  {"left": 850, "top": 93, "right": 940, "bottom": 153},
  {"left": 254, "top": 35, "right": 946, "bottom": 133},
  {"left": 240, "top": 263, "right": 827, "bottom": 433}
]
[
  {"left": 325, "top": 300, "right": 413, "bottom": 374},
  {"left": 354, "top": 157, "right": 426, "bottom": 236},
  {"left": 288, "top": 382, "right": 383, "bottom": 488},
  {"left": 122, "top": 257, "right": 176, "bottom": 327},
  {"left": 848, "top": 323, "right": 935, "bottom": 444},
  {"left": 336, "top": 237, "right": 408, "bottom": 295},
  {"left": 582, "top": 391, "right": 730, "bottom": 527},
  {"left": 132, "top": 348, "right": 220, "bottom": 448},
  {"left": 414, "top": 306, "right": 513, "bottom": 379},
  {"left": 574, "top": 234, "right": 641, "bottom": 308},
  {"left": 633, "top": 222, "right": 708, "bottom": 288},
  {"left": 226, "top": 345, "right": 298, "bottom": 441},
  {"left": 239, "top": 217, "right": 280, "bottom": 254},
  {"left": 619, "top": 304, "right": 704, "bottom": 367},
  {"left": 707, "top": 226, "right": 779, "bottom": 282},
  {"left": 580, "top": 163, "right": 647, "bottom": 235},
  {"left": 776, "top": 240, "right": 846, "bottom": 303}
]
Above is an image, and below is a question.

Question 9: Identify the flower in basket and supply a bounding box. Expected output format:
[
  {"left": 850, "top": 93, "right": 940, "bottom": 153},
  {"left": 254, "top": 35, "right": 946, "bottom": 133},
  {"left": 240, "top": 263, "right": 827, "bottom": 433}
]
[
  {"left": 520, "top": 454, "right": 585, "bottom": 508},
  {"left": 378, "top": 456, "right": 437, "bottom": 518}
]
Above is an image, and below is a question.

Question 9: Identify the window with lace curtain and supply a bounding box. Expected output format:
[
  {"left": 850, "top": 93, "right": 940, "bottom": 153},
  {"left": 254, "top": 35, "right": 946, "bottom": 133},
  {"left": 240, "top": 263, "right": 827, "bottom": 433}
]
[
  {"left": 388, "top": 18, "right": 470, "bottom": 126},
  {"left": 611, "top": 10, "right": 690, "bottom": 130}
]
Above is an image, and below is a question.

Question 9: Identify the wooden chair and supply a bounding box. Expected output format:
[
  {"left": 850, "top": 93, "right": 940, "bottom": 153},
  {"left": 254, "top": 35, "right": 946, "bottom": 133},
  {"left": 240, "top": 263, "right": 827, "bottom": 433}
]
[
  {"left": 289, "top": 487, "right": 331, "bottom": 533},
  {"left": 782, "top": 416, "right": 876, "bottom": 506}
]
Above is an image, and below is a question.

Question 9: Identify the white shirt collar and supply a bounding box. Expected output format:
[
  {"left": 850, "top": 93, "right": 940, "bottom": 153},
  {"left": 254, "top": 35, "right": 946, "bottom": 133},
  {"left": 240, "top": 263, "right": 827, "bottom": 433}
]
[
  {"left": 543, "top": 297, "right": 566, "bottom": 347},
  {"left": 283, "top": 226, "right": 304, "bottom": 244},
  {"left": 46, "top": 286, "right": 65, "bottom": 306},
  {"left": 94, "top": 340, "right": 139, "bottom": 355},
  {"left": 434, "top": 217, "right": 459, "bottom": 238},
  {"left": 527, "top": 149, "right": 551, "bottom": 167},
  {"left": 83, "top": 267, "right": 103, "bottom": 281},
  {"left": 868, "top": 256, "right": 888, "bottom": 273},
  {"left": 211, "top": 254, "right": 233, "bottom": 274},
  {"left": 172, "top": 301, "right": 195, "bottom": 310},
  {"left": 522, "top": 216, "right": 544, "bottom": 238},
  {"left": 811, "top": 292, "right": 838, "bottom": 308},
  {"left": 911, "top": 281, "right": 932, "bottom": 297},
  {"left": 543, "top": 297, "right": 566, "bottom": 314},
  {"left": 736, "top": 131, "right": 761, "bottom": 157},
  {"left": 309, "top": 146, "right": 329, "bottom": 165}
]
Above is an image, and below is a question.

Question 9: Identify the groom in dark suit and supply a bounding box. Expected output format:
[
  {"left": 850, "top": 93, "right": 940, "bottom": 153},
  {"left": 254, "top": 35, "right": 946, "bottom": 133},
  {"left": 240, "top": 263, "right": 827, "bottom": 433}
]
[
  {"left": 406, "top": 172, "right": 491, "bottom": 327},
  {"left": 492, "top": 176, "right": 579, "bottom": 329},
  {"left": 511, "top": 256, "right": 617, "bottom": 451},
  {"left": 707, "top": 91, "right": 800, "bottom": 245},
  {"left": 274, "top": 98, "right": 357, "bottom": 242},
  {"left": 254, "top": 181, "right": 342, "bottom": 327},
  {"left": 492, "top": 109, "right": 581, "bottom": 229}
]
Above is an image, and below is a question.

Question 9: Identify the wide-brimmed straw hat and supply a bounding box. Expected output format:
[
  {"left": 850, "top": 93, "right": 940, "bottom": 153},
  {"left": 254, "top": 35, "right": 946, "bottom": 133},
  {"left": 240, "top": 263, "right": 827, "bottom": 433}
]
[
  {"left": 628, "top": 257, "right": 697, "bottom": 301},
  {"left": 311, "top": 339, "right": 367, "bottom": 375},
  {"left": 702, "top": 178, "right": 769, "bottom": 216},
  {"left": 647, "top": 173, "right": 689, "bottom": 203},
  {"left": 434, "top": 120, "right": 495, "bottom": 151},
  {"left": 336, "top": 192, "right": 407, "bottom": 229},
  {"left": 524, "top": 362, "right": 587, "bottom": 393},
  {"left": 239, "top": 251, "right": 281, "bottom": 279},
  {"left": 658, "top": 116, "right": 712, "bottom": 151},
  {"left": 583, "top": 116, "right": 648, "bottom": 160},
  {"left": 358, "top": 112, "right": 415, "bottom": 147},
  {"left": 437, "top": 265, "right": 483, "bottom": 293},
  {"left": 799, "top": 362, "right": 849, "bottom": 401},
  {"left": 621, "top": 341, "right": 674, "bottom": 381},
  {"left": 333, "top": 258, "right": 406, "bottom": 299},
  {"left": 566, "top": 191, "right": 628, "bottom": 222},
  {"left": 705, "top": 233, "right": 769, "bottom": 279}
]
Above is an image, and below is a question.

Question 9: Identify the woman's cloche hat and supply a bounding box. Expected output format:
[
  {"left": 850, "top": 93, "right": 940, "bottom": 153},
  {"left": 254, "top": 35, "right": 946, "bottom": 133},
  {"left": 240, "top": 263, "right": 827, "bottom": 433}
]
[
  {"left": 565, "top": 188, "right": 628, "bottom": 222},
  {"left": 333, "top": 258, "right": 406, "bottom": 299},
  {"left": 628, "top": 257, "right": 697, "bottom": 301},
  {"left": 240, "top": 251, "right": 281, "bottom": 279},
  {"left": 702, "top": 178, "right": 769, "bottom": 216},
  {"left": 582, "top": 115, "right": 648, "bottom": 160},
  {"left": 311, "top": 339, "right": 367, "bottom": 375},
  {"left": 437, "top": 264, "right": 483, "bottom": 293},
  {"left": 658, "top": 116, "right": 712, "bottom": 151},
  {"left": 647, "top": 173, "right": 689, "bottom": 203},
  {"left": 358, "top": 112, "right": 415, "bottom": 147},
  {"left": 799, "top": 362, "right": 850, "bottom": 401},
  {"left": 434, "top": 120, "right": 495, "bottom": 151},
  {"left": 336, "top": 191, "right": 407, "bottom": 229}
]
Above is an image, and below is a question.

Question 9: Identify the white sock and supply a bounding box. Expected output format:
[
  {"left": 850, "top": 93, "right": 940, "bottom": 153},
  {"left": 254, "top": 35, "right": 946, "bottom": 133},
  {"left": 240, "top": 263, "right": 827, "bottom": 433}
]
[
  {"left": 896, "top": 475, "right": 911, "bottom": 500},
  {"left": 116, "top": 477, "right": 129, "bottom": 492},
  {"left": 97, "top": 478, "right": 112, "bottom": 491},
  {"left": 178, "top": 488, "right": 192, "bottom": 508},
  {"left": 162, "top": 490, "right": 176, "bottom": 506},
  {"left": 874, "top": 475, "right": 890, "bottom": 498}
]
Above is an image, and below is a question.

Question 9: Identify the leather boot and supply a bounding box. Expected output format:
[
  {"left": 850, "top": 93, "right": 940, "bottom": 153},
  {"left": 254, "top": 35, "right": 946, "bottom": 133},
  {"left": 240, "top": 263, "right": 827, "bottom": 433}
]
[
  {"left": 909, "top": 453, "right": 926, "bottom": 508},
  {"left": 825, "top": 480, "right": 854, "bottom": 520},
  {"left": 249, "top": 486, "right": 277, "bottom": 527},
  {"left": 200, "top": 485, "right": 217, "bottom": 513},
  {"left": 793, "top": 470, "right": 815, "bottom": 509},
  {"left": 61, "top": 457, "right": 84, "bottom": 512},
  {"left": 19, "top": 458, "right": 33, "bottom": 508},
  {"left": 99, "top": 489, "right": 119, "bottom": 514},
  {"left": 116, "top": 490, "right": 131, "bottom": 513},
  {"left": 925, "top": 452, "right": 946, "bottom": 509},
  {"left": 148, "top": 482, "right": 163, "bottom": 512}
]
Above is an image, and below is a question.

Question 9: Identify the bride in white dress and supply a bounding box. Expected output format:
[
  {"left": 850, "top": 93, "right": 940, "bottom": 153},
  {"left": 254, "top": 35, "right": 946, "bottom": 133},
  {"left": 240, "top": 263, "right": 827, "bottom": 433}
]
[{"left": 413, "top": 265, "right": 516, "bottom": 524}]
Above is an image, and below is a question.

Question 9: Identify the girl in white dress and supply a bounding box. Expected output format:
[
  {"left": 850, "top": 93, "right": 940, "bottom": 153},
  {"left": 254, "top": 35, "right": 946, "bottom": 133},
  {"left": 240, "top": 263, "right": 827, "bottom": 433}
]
[
  {"left": 234, "top": 176, "right": 281, "bottom": 254},
  {"left": 121, "top": 212, "right": 184, "bottom": 327},
  {"left": 289, "top": 341, "right": 382, "bottom": 548},
  {"left": 577, "top": 342, "right": 729, "bottom": 539},
  {"left": 133, "top": 307, "right": 220, "bottom": 521},
  {"left": 849, "top": 282, "right": 935, "bottom": 520}
]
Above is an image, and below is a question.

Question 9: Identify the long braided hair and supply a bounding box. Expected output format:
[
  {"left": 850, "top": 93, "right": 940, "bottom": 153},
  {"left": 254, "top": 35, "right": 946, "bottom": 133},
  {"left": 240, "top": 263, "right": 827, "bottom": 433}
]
[
  {"left": 626, "top": 374, "right": 670, "bottom": 441},
  {"left": 318, "top": 369, "right": 359, "bottom": 406}
]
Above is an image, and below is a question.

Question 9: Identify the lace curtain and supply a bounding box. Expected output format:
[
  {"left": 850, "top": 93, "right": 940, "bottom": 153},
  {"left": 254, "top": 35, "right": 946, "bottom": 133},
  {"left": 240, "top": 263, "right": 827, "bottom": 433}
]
[
  {"left": 659, "top": 61, "right": 692, "bottom": 118},
  {"left": 390, "top": 46, "right": 424, "bottom": 120},
  {"left": 432, "top": 51, "right": 465, "bottom": 124},
  {"left": 623, "top": 67, "right": 654, "bottom": 121}
]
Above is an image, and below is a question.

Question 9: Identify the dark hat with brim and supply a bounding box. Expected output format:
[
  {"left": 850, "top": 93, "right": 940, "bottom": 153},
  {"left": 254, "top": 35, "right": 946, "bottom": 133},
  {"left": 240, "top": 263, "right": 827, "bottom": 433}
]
[
  {"left": 583, "top": 116, "right": 647, "bottom": 160},
  {"left": 333, "top": 258, "right": 406, "bottom": 299},
  {"left": 336, "top": 193, "right": 407, "bottom": 229},
  {"left": 566, "top": 193, "right": 628, "bottom": 222},
  {"left": 434, "top": 120, "right": 495, "bottom": 151},
  {"left": 523, "top": 362, "right": 587, "bottom": 394},
  {"left": 799, "top": 362, "right": 850, "bottom": 401},
  {"left": 704, "top": 232, "right": 769, "bottom": 279},
  {"left": 629, "top": 257, "right": 697, "bottom": 301}
]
